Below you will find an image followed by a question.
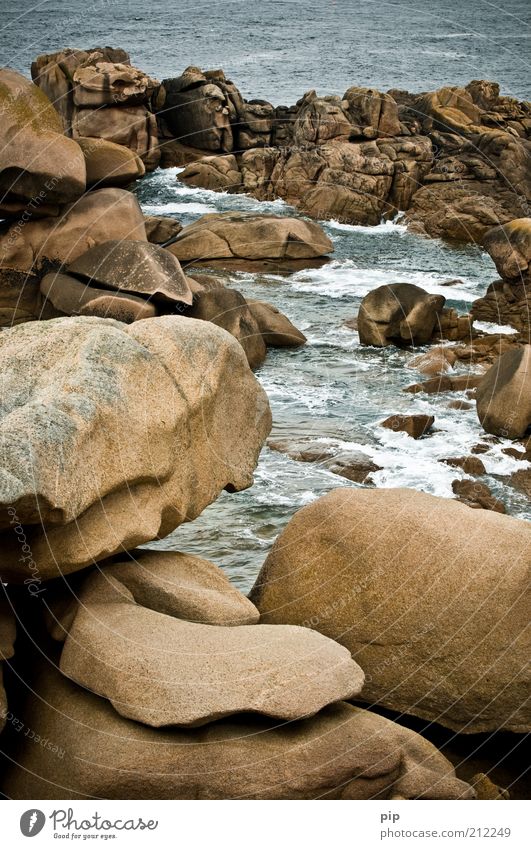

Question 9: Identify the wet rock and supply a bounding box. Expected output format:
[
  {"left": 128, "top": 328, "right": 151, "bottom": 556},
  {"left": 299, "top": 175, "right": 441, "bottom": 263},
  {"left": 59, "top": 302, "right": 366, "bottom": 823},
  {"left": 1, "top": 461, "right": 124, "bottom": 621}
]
[
  {"left": 441, "top": 456, "right": 486, "bottom": 475},
  {"left": 447, "top": 400, "right": 474, "bottom": 410},
  {"left": 0, "top": 188, "right": 147, "bottom": 271},
  {"left": 358, "top": 283, "right": 445, "bottom": 347},
  {"left": 408, "top": 346, "right": 457, "bottom": 376},
  {"left": 268, "top": 438, "right": 382, "bottom": 483},
  {"left": 247, "top": 301, "right": 307, "bottom": 347},
  {"left": 0, "top": 315, "right": 271, "bottom": 582},
  {"left": 0, "top": 68, "right": 86, "bottom": 216},
  {"left": 404, "top": 373, "right": 484, "bottom": 394},
  {"left": 250, "top": 487, "right": 529, "bottom": 733},
  {"left": 68, "top": 240, "right": 193, "bottom": 306},
  {"left": 475, "top": 346, "right": 531, "bottom": 438},
  {"left": 510, "top": 469, "right": 531, "bottom": 499},
  {"left": 452, "top": 479, "right": 506, "bottom": 513},
  {"left": 1, "top": 666, "right": 474, "bottom": 799},
  {"left": 380, "top": 413, "right": 434, "bottom": 439}
]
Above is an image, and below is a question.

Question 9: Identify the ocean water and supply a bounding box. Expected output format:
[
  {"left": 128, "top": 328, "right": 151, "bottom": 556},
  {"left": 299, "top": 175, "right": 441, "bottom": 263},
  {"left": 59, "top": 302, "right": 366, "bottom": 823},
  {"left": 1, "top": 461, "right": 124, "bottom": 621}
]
[
  {"left": 136, "top": 169, "right": 531, "bottom": 591},
  {"left": 1, "top": 0, "right": 530, "bottom": 101},
  {"left": 2, "top": 0, "right": 529, "bottom": 590}
]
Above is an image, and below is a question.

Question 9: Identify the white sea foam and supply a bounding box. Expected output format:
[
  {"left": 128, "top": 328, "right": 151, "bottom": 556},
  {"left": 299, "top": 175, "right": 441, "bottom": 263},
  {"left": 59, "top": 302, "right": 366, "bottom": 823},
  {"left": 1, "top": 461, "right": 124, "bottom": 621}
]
[
  {"left": 327, "top": 219, "right": 408, "bottom": 235},
  {"left": 289, "top": 260, "right": 481, "bottom": 302},
  {"left": 474, "top": 321, "right": 518, "bottom": 335}
]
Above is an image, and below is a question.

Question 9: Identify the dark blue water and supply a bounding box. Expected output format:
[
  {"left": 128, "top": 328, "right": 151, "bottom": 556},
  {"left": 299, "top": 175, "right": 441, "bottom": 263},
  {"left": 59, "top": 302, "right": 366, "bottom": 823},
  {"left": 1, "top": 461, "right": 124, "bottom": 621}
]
[{"left": 1, "top": 0, "right": 530, "bottom": 102}]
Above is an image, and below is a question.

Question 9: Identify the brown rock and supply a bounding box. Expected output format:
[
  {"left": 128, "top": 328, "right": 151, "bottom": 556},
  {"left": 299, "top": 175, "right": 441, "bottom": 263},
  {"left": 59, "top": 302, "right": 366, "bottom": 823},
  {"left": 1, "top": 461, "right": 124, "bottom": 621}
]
[
  {"left": 268, "top": 438, "right": 382, "bottom": 484},
  {"left": 476, "top": 346, "right": 531, "bottom": 438},
  {"left": 408, "top": 346, "right": 456, "bottom": 376},
  {"left": 452, "top": 479, "right": 506, "bottom": 513},
  {"left": 60, "top": 570, "right": 364, "bottom": 727},
  {"left": 72, "top": 105, "right": 160, "bottom": 171},
  {"left": 247, "top": 300, "right": 307, "bottom": 347},
  {"left": 380, "top": 413, "right": 434, "bottom": 439},
  {"left": 441, "top": 456, "right": 486, "bottom": 475},
  {"left": 161, "top": 68, "right": 234, "bottom": 152},
  {"left": 343, "top": 87, "right": 401, "bottom": 137},
  {"left": 168, "top": 212, "right": 333, "bottom": 264},
  {"left": 404, "top": 373, "right": 483, "bottom": 394},
  {"left": 68, "top": 240, "right": 193, "bottom": 306},
  {"left": 447, "top": 400, "right": 474, "bottom": 410},
  {"left": 179, "top": 155, "right": 243, "bottom": 192},
  {"left": 144, "top": 216, "right": 183, "bottom": 244},
  {"left": 510, "top": 469, "right": 531, "bottom": 499},
  {"left": 0, "top": 268, "right": 42, "bottom": 327},
  {"left": 1, "top": 666, "right": 474, "bottom": 799},
  {"left": 358, "top": 283, "right": 445, "bottom": 347},
  {"left": 187, "top": 288, "right": 267, "bottom": 369},
  {"left": 0, "top": 188, "right": 147, "bottom": 271},
  {"left": 250, "top": 488, "right": 530, "bottom": 733},
  {"left": 0, "top": 69, "right": 86, "bottom": 217},
  {"left": 77, "top": 137, "right": 145, "bottom": 187},
  {"left": 470, "top": 773, "right": 510, "bottom": 801},
  {"left": 40, "top": 272, "right": 157, "bottom": 323},
  {"left": 98, "top": 549, "right": 259, "bottom": 625},
  {"left": 0, "top": 316, "right": 271, "bottom": 582}
]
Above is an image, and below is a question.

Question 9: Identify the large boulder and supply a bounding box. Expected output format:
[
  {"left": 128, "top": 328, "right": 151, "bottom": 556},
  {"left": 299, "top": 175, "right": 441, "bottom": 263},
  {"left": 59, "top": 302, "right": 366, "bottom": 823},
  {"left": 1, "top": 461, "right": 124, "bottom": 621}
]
[
  {"left": 293, "top": 92, "right": 353, "bottom": 145},
  {"left": 0, "top": 68, "right": 86, "bottom": 216},
  {"left": 161, "top": 67, "right": 234, "bottom": 152},
  {"left": 358, "top": 283, "right": 445, "bottom": 346},
  {"left": 476, "top": 346, "right": 531, "bottom": 438},
  {"left": 1, "top": 665, "right": 474, "bottom": 799},
  {"left": 417, "top": 86, "right": 482, "bottom": 135},
  {"left": 168, "top": 212, "right": 333, "bottom": 264},
  {"left": 250, "top": 488, "right": 531, "bottom": 733},
  {"left": 72, "top": 106, "right": 160, "bottom": 171},
  {"left": 68, "top": 240, "right": 193, "bottom": 306},
  {"left": 187, "top": 288, "right": 266, "bottom": 369},
  {"left": 247, "top": 300, "right": 307, "bottom": 347},
  {"left": 59, "top": 570, "right": 364, "bottom": 727},
  {"left": 0, "top": 315, "right": 271, "bottom": 582},
  {"left": 0, "top": 188, "right": 147, "bottom": 271},
  {"left": 77, "top": 137, "right": 145, "bottom": 187}
]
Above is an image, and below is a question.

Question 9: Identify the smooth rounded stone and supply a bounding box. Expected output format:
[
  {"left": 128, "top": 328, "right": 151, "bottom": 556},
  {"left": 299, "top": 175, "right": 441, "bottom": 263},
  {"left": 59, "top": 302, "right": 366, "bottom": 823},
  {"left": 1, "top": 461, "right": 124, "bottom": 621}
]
[
  {"left": 452, "top": 479, "right": 506, "bottom": 513},
  {"left": 0, "top": 68, "right": 86, "bottom": 216},
  {"left": 0, "top": 315, "right": 271, "bottom": 582},
  {"left": 247, "top": 301, "right": 307, "bottom": 347},
  {"left": 476, "top": 346, "right": 531, "bottom": 439},
  {"left": 358, "top": 283, "right": 445, "bottom": 347},
  {"left": 380, "top": 413, "right": 434, "bottom": 439},
  {"left": 40, "top": 272, "right": 157, "bottom": 323},
  {"left": 187, "top": 287, "right": 267, "bottom": 369},
  {"left": 168, "top": 212, "right": 333, "bottom": 263},
  {"left": 0, "top": 188, "right": 147, "bottom": 271},
  {"left": 1, "top": 666, "right": 475, "bottom": 800},
  {"left": 482, "top": 218, "right": 531, "bottom": 281},
  {"left": 77, "top": 137, "right": 145, "bottom": 187},
  {"left": 179, "top": 154, "right": 243, "bottom": 192},
  {"left": 441, "top": 456, "right": 486, "bottom": 475},
  {"left": 250, "top": 488, "right": 531, "bottom": 733},
  {"left": 59, "top": 588, "right": 364, "bottom": 727},
  {"left": 0, "top": 268, "right": 41, "bottom": 327},
  {"left": 268, "top": 438, "right": 381, "bottom": 484},
  {"left": 72, "top": 105, "right": 160, "bottom": 171},
  {"left": 98, "top": 549, "right": 259, "bottom": 625},
  {"left": 144, "top": 215, "right": 182, "bottom": 244},
  {"left": 447, "top": 400, "right": 474, "bottom": 410},
  {"left": 68, "top": 240, "right": 193, "bottom": 306},
  {"left": 408, "top": 346, "right": 457, "bottom": 376}
]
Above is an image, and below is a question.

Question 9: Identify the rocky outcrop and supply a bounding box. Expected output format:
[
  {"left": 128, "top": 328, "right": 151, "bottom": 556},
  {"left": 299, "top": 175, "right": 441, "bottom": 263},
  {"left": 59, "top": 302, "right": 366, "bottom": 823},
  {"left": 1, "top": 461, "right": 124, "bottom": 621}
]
[
  {"left": 268, "top": 438, "right": 382, "bottom": 484},
  {"left": 0, "top": 315, "right": 271, "bottom": 582},
  {"left": 476, "top": 346, "right": 531, "bottom": 438},
  {"left": 250, "top": 488, "right": 531, "bottom": 733},
  {"left": 59, "top": 569, "right": 364, "bottom": 727},
  {"left": 1, "top": 665, "right": 474, "bottom": 799},
  {"left": 0, "top": 69, "right": 86, "bottom": 217},
  {"left": 168, "top": 212, "right": 333, "bottom": 265},
  {"left": 358, "top": 283, "right": 445, "bottom": 347},
  {"left": 31, "top": 47, "right": 161, "bottom": 170},
  {"left": 68, "top": 240, "right": 193, "bottom": 306},
  {"left": 472, "top": 219, "right": 531, "bottom": 337},
  {"left": 0, "top": 188, "right": 147, "bottom": 271},
  {"left": 77, "top": 137, "right": 145, "bottom": 187},
  {"left": 380, "top": 413, "right": 434, "bottom": 438}
]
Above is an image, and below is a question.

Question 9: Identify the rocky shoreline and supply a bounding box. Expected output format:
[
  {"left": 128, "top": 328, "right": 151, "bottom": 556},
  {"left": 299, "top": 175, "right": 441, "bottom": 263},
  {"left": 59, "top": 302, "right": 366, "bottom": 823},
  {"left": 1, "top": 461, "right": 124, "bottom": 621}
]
[{"left": 0, "top": 46, "right": 530, "bottom": 800}]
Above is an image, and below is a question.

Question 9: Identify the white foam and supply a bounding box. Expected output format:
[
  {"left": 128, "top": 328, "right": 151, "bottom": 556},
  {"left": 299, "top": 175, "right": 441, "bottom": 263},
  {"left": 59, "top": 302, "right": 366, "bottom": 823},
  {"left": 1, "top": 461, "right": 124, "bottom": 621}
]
[
  {"left": 142, "top": 201, "right": 218, "bottom": 215},
  {"left": 474, "top": 321, "right": 518, "bottom": 335},
  {"left": 290, "top": 260, "right": 480, "bottom": 301},
  {"left": 327, "top": 219, "right": 408, "bottom": 235}
]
